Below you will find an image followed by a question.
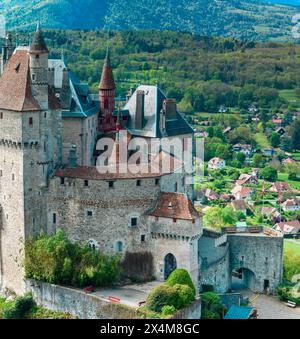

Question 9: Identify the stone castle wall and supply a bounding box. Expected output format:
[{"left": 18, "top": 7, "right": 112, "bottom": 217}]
[{"left": 228, "top": 234, "right": 284, "bottom": 293}]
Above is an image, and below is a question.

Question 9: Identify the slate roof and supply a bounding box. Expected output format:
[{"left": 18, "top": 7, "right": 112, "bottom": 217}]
[
  {"left": 224, "top": 306, "right": 255, "bottom": 320},
  {"left": 63, "top": 72, "right": 99, "bottom": 118},
  {"left": 148, "top": 192, "right": 202, "bottom": 220},
  {"left": 30, "top": 24, "right": 49, "bottom": 54},
  {"left": 124, "top": 85, "right": 193, "bottom": 138},
  {"left": 0, "top": 49, "right": 41, "bottom": 112}
]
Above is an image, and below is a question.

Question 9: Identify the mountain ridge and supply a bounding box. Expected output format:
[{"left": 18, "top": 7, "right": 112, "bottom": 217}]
[{"left": 0, "top": 0, "right": 299, "bottom": 41}]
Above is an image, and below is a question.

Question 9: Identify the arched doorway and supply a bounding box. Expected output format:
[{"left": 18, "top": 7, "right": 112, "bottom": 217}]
[
  {"left": 231, "top": 268, "right": 256, "bottom": 291},
  {"left": 164, "top": 253, "right": 177, "bottom": 280}
]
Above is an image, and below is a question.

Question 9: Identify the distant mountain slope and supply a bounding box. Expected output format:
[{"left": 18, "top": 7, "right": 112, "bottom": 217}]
[{"left": 0, "top": 0, "right": 299, "bottom": 41}]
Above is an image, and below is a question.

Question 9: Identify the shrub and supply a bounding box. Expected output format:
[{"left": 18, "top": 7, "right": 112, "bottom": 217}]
[
  {"left": 3, "top": 294, "right": 36, "bottom": 319},
  {"left": 25, "top": 230, "right": 121, "bottom": 288},
  {"left": 146, "top": 285, "right": 179, "bottom": 312},
  {"left": 173, "top": 284, "right": 194, "bottom": 309},
  {"left": 161, "top": 305, "right": 176, "bottom": 317},
  {"left": 201, "top": 292, "right": 225, "bottom": 319},
  {"left": 165, "top": 269, "right": 196, "bottom": 298}
]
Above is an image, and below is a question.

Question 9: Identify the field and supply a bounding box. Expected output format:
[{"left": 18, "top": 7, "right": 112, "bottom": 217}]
[
  {"left": 279, "top": 90, "right": 300, "bottom": 109},
  {"left": 285, "top": 240, "right": 300, "bottom": 255},
  {"left": 255, "top": 132, "right": 271, "bottom": 149}
]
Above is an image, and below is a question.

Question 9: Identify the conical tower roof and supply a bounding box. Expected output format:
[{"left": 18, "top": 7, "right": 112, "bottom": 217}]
[
  {"left": 99, "top": 48, "right": 116, "bottom": 90},
  {"left": 30, "top": 23, "right": 49, "bottom": 54}
]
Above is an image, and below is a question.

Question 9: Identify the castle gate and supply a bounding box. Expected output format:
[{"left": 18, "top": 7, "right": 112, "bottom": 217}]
[
  {"left": 164, "top": 253, "right": 177, "bottom": 280},
  {"left": 231, "top": 267, "right": 256, "bottom": 291}
]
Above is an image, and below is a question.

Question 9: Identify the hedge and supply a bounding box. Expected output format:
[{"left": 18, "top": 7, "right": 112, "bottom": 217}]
[{"left": 165, "top": 269, "right": 196, "bottom": 298}]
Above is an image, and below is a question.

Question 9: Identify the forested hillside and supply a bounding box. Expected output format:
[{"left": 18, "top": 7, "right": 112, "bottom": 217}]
[
  {"left": 0, "top": 0, "right": 299, "bottom": 42},
  {"left": 22, "top": 29, "right": 300, "bottom": 115}
]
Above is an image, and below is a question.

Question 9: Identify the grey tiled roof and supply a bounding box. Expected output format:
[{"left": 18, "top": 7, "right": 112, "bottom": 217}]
[{"left": 124, "top": 85, "right": 193, "bottom": 138}]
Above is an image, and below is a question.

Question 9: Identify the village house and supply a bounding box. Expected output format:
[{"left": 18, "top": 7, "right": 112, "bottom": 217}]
[
  {"left": 231, "top": 200, "right": 248, "bottom": 216},
  {"left": 231, "top": 186, "right": 255, "bottom": 201},
  {"left": 262, "top": 148, "right": 276, "bottom": 157},
  {"left": 272, "top": 117, "right": 282, "bottom": 126},
  {"left": 235, "top": 174, "right": 258, "bottom": 186},
  {"left": 208, "top": 157, "right": 226, "bottom": 170},
  {"left": 196, "top": 188, "right": 220, "bottom": 202},
  {"left": 281, "top": 198, "right": 300, "bottom": 212},
  {"left": 283, "top": 157, "right": 297, "bottom": 165},
  {"left": 232, "top": 144, "right": 254, "bottom": 158},
  {"left": 276, "top": 127, "right": 285, "bottom": 136},
  {"left": 269, "top": 182, "right": 291, "bottom": 194},
  {"left": 274, "top": 220, "right": 300, "bottom": 237}
]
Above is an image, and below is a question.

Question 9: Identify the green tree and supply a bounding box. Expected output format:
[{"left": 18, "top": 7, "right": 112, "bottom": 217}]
[
  {"left": 270, "top": 132, "right": 281, "bottom": 148},
  {"left": 253, "top": 153, "right": 263, "bottom": 167},
  {"left": 260, "top": 166, "right": 278, "bottom": 182}
]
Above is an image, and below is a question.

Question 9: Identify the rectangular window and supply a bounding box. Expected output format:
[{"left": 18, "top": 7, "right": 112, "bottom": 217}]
[
  {"left": 137, "top": 180, "right": 141, "bottom": 187},
  {"left": 0, "top": 112, "right": 3, "bottom": 119},
  {"left": 141, "top": 235, "right": 146, "bottom": 243},
  {"left": 29, "top": 117, "right": 33, "bottom": 126},
  {"left": 87, "top": 210, "right": 93, "bottom": 217},
  {"left": 131, "top": 218, "right": 138, "bottom": 228},
  {"left": 155, "top": 178, "right": 160, "bottom": 186},
  {"left": 109, "top": 181, "right": 114, "bottom": 189},
  {"left": 173, "top": 218, "right": 177, "bottom": 223},
  {"left": 60, "top": 177, "right": 65, "bottom": 185},
  {"left": 53, "top": 213, "right": 57, "bottom": 224},
  {"left": 84, "top": 180, "right": 89, "bottom": 187},
  {"left": 174, "top": 182, "right": 178, "bottom": 192}
]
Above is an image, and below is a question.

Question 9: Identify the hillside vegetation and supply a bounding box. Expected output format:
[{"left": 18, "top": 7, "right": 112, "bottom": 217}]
[
  {"left": 20, "top": 29, "right": 300, "bottom": 114},
  {"left": 0, "top": 0, "right": 299, "bottom": 42}
]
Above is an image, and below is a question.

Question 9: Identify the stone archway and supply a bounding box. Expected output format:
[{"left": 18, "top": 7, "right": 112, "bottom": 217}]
[
  {"left": 164, "top": 253, "right": 177, "bottom": 280},
  {"left": 231, "top": 267, "right": 256, "bottom": 291}
]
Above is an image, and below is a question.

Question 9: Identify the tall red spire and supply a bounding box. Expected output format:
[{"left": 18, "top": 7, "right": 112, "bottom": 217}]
[{"left": 98, "top": 47, "right": 116, "bottom": 133}]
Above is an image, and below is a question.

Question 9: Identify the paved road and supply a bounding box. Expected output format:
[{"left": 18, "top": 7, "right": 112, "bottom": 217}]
[{"left": 243, "top": 290, "right": 300, "bottom": 319}]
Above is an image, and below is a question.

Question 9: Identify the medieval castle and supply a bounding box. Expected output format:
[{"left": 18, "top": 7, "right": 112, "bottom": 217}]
[{"left": 0, "top": 26, "right": 284, "bottom": 296}]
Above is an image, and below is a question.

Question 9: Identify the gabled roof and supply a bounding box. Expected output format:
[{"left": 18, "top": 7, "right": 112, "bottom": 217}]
[
  {"left": 149, "top": 192, "right": 201, "bottom": 220},
  {"left": 231, "top": 200, "right": 247, "bottom": 211},
  {"left": 124, "top": 85, "right": 193, "bottom": 138},
  {"left": 63, "top": 72, "right": 99, "bottom": 118},
  {"left": 0, "top": 49, "right": 41, "bottom": 112}
]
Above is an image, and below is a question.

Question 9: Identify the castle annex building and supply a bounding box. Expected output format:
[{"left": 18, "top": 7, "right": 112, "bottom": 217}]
[{"left": 0, "top": 27, "right": 283, "bottom": 296}]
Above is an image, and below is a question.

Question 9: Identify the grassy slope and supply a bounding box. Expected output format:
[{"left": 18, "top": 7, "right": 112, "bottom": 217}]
[
  {"left": 278, "top": 172, "right": 300, "bottom": 190},
  {"left": 285, "top": 241, "right": 300, "bottom": 255}
]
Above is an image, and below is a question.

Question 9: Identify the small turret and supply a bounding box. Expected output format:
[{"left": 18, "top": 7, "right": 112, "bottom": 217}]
[
  {"left": 29, "top": 23, "right": 49, "bottom": 110},
  {"left": 98, "top": 47, "right": 116, "bottom": 133}
]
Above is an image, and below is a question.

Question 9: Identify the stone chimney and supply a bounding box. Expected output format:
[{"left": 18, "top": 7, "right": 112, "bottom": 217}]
[
  {"left": 164, "top": 99, "right": 177, "bottom": 120},
  {"left": 60, "top": 67, "right": 71, "bottom": 109},
  {"left": 68, "top": 145, "right": 78, "bottom": 168},
  {"left": 135, "top": 90, "right": 145, "bottom": 130},
  {"left": 160, "top": 107, "right": 166, "bottom": 136}
]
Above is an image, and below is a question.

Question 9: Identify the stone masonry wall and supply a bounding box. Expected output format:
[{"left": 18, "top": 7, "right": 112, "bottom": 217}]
[{"left": 228, "top": 234, "right": 284, "bottom": 293}]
